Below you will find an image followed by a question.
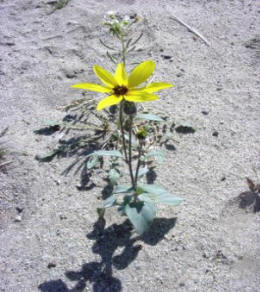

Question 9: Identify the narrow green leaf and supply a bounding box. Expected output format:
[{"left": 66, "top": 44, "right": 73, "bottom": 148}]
[
  {"left": 35, "top": 148, "right": 62, "bottom": 162},
  {"left": 125, "top": 202, "right": 156, "bottom": 235},
  {"left": 113, "top": 184, "right": 133, "bottom": 194},
  {"left": 87, "top": 150, "right": 123, "bottom": 158},
  {"left": 136, "top": 113, "right": 164, "bottom": 122},
  {"left": 139, "top": 192, "right": 182, "bottom": 206},
  {"left": 108, "top": 168, "right": 120, "bottom": 185},
  {"left": 124, "top": 134, "right": 138, "bottom": 147},
  {"left": 138, "top": 184, "right": 166, "bottom": 194},
  {"left": 104, "top": 195, "right": 117, "bottom": 208},
  {"left": 137, "top": 167, "right": 149, "bottom": 177},
  {"left": 143, "top": 150, "right": 164, "bottom": 163},
  {"left": 44, "top": 120, "right": 61, "bottom": 127},
  {"left": 87, "top": 156, "right": 99, "bottom": 169}
]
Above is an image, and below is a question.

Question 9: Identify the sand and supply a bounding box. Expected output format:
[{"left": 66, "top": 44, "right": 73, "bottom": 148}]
[{"left": 0, "top": 0, "right": 259, "bottom": 291}]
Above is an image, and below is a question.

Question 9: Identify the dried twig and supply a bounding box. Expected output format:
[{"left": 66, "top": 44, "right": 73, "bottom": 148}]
[
  {"left": 170, "top": 15, "right": 210, "bottom": 47},
  {"left": 0, "top": 160, "right": 12, "bottom": 168}
]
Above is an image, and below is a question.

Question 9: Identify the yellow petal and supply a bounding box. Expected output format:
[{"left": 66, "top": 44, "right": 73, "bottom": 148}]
[
  {"left": 93, "top": 65, "right": 118, "bottom": 87},
  {"left": 114, "top": 63, "right": 127, "bottom": 86},
  {"left": 125, "top": 92, "right": 158, "bottom": 103},
  {"left": 128, "top": 60, "right": 155, "bottom": 88},
  {"left": 71, "top": 83, "right": 112, "bottom": 93},
  {"left": 97, "top": 95, "right": 122, "bottom": 111},
  {"left": 143, "top": 82, "right": 173, "bottom": 93}
]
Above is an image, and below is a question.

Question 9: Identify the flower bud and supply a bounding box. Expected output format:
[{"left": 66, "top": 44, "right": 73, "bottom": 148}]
[
  {"left": 136, "top": 127, "right": 148, "bottom": 140},
  {"left": 123, "top": 101, "right": 137, "bottom": 116}
]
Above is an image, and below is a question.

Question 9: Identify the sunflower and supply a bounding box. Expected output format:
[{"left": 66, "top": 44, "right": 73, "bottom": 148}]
[{"left": 71, "top": 60, "right": 173, "bottom": 111}]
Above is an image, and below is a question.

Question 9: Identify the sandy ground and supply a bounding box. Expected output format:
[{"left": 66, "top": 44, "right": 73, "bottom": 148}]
[{"left": 0, "top": 0, "right": 260, "bottom": 291}]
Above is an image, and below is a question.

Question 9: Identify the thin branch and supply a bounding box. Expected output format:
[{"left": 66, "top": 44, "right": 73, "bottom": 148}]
[
  {"left": 170, "top": 15, "right": 210, "bottom": 47},
  {"left": 106, "top": 51, "right": 117, "bottom": 64},
  {"left": 130, "top": 32, "right": 143, "bottom": 46},
  {"left": 127, "top": 46, "right": 136, "bottom": 53},
  {"left": 99, "top": 39, "right": 115, "bottom": 50}
]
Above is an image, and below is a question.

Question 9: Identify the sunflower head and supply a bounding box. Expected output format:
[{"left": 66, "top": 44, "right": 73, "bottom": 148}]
[
  {"left": 113, "top": 85, "right": 128, "bottom": 96},
  {"left": 71, "top": 60, "right": 173, "bottom": 111}
]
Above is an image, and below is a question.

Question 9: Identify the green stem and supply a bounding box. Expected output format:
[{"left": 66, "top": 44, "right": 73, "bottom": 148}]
[
  {"left": 134, "top": 142, "right": 142, "bottom": 186},
  {"left": 128, "top": 116, "right": 135, "bottom": 189},
  {"left": 118, "top": 35, "right": 136, "bottom": 193},
  {"left": 120, "top": 37, "right": 126, "bottom": 65},
  {"left": 119, "top": 103, "right": 135, "bottom": 190},
  {"left": 119, "top": 102, "right": 128, "bottom": 162}
]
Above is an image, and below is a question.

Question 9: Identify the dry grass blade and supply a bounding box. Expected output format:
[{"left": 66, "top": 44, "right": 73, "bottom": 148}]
[{"left": 170, "top": 15, "right": 210, "bottom": 46}]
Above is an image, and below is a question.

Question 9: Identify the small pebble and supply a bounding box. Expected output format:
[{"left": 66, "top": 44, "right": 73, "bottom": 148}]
[
  {"left": 16, "top": 207, "right": 23, "bottom": 213},
  {"left": 212, "top": 131, "right": 219, "bottom": 137},
  {"left": 14, "top": 215, "right": 22, "bottom": 222},
  {"left": 176, "top": 72, "right": 183, "bottom": 77},
  {"left": 161, "top": 55, "right": 172, "bottom": 60},
  {"left": 201, "top": 111, "right": 209, "bottom": 115},
  {"left": 47, "top": 262, "right": 56, "bottom": 269}
]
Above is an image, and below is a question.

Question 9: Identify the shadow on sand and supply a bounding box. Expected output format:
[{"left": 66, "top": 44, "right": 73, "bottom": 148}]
[{"left": 38, "top": 217, "right": 176, "bottom": 292}]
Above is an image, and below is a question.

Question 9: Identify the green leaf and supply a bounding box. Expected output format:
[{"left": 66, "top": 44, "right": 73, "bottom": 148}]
[
  {"left": 87, "top": 150, "right": 123, "bottom": 158},
  {"left": 87, "top": 156, "right": 99, "bottom": 169},
  {"left": 113, "top": 184, "right": 133, "bottom": 194},
  {"left": 117, "top": 195, "right": 132, "bottom": 216},
  {"left": 44, "top": 120, "right": 61, "bottom": 127},
  {"left": 139, "top": 192, "right": 182, "bottom": 206},
  {"left": 137, "top": 167, "right": 149, "bottom": 178},
  {"left": 125, "top": 202, "right": 156, "bottom": 235},
  {"left": 138, "top": 183, "right": 166, "bottom": 194},
  {"left": 137, "top": 184, "right": 182, "bottom": 206},
  {"left": 104, "top": 195, "right": 117, "bottom": 208},
  {"left": 108, "top": 168, "right": 120, "bottom": 185},
  {"left": 142, "top": 150, "right": 164, "bottom": 164},
  {"left": 124, "top": 134, "right": 138, "bottom": 147},
  {"left": 136, "top": 113, "right": 164, "bottom": 122}
]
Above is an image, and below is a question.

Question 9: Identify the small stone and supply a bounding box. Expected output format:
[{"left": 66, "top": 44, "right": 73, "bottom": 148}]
[
  {"left": 221, "top": 176, "right": 226, "bottom": 181},
  {"left": 59, "top": 215, "right": 67, "bottom": 220},
  {"left": 14, "top": 215, "right": 22, "bottom": 222},
  {"left": 161, "top": 55, "right": 172, "bottom": 60},
  {"left": 65, "top": 72, "right": 77, "bottom": 79},
  {"left": 201, "top": 111, "right": 209, "bottom": 115},
  {"left": 5, "top": 42, "right": 15, "bottom": 46},
  {"left": 176, "top": 125, "right": 195, "bottom": 134},
  {"left": 216, "top": 87, "right": 222, "bottom": 91},
  {"left": 212, "top": 131, "right": 219, "bottom": 137},
  {"left": 54, "top": 179, "right": 60, "bottom": 185},
  {"left": 47, "top": 262, "right": 56, "bottom": 269},
  {"left": 179, "top": 282, "right": 185, "bottom": 287},
  {"left": 16, "top": 207, "right": 23, "bottom": 213}
]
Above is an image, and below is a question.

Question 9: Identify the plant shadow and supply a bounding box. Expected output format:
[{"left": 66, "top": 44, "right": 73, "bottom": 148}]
[
  {"left": 238, "top": 191, "right": 260, "bottom": 213},
  {"left": 38, "top": 217, "right": 176, "bottom": 292}
]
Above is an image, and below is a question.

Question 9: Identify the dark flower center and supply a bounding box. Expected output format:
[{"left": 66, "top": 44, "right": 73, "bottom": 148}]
[{"left": 113, "top": 85, "right": 128, "bottom": 96}]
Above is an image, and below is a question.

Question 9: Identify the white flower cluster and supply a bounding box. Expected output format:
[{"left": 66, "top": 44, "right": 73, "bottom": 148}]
[{"left": 102, "top": 12, "right": 139, "bottom": 37}]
